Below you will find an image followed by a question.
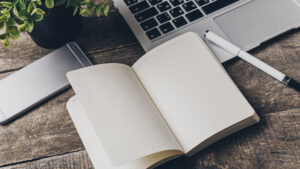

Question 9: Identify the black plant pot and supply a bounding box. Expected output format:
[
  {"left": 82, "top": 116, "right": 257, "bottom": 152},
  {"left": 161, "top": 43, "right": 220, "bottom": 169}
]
[{"left": 29, "top": 6, "right": 82, "bottom": 49}]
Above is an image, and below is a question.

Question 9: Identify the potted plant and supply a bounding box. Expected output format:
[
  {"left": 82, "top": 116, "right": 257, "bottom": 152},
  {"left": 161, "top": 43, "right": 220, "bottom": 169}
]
[{"left": 0, "top": 0, "right": 110, "bottom": 48}]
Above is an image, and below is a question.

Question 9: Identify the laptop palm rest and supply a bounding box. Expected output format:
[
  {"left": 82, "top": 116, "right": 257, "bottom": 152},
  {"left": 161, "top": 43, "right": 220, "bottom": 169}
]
[{"left": 214, "top": 0, "right": 300, "bottom": 50}]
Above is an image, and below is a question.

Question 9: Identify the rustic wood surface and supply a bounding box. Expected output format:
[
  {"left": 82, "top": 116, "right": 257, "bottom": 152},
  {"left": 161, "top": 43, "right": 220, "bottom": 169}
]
[{"left": 0, "top": 7, "right": 299, "bottom": 169}]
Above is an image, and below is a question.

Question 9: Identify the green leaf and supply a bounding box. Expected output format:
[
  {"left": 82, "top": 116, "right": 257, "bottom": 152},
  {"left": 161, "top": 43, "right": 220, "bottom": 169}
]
[
  {"left": 7, "top": 26, "right": 20, "bottom": 41},
  {"left": 14, "top": 17, "right": 24, "bottom": 25},
  {"left": 13, "top": 7, "right": 20, "bottom": 17},
  {"left": 1, "top": 9, "right": 11, "bottom": 18},
  {"left": 36, "top": 8, "right": 45, "bottom": 15},
  {"left": 1, "top": 39, "right": 10, "bottom": 47},
  {"left": 95, "top": 2, "right": 104, "bottom": 16},
  {"left": 73, "top": 6, "right": 78, "bottom": 16},
  {"left": 0, "top": 0, "right": 110, "bottom": 47},
  {"left": 0, "top": 15, "right": 7, "bottom": 22},
  {"left": 0, "top": 22, "right": 5, "bottom": 29},
  {"left": 31, "top": 8, "right": 37, "bottom": 15},
  {"left": 103, "top": 5, "right": 110, "bottom": 16},
  {"left": 18, "top": 22, "right": 27, "bottom": 32},
  {"left": 79, "top": 9, "right": 89, "bottom": 17},
  {"left": 0, "top": 33, "right": 8, "bottom": 40},
  {"left": 33, "top": 13, "right": 43, "bottom": 22},
  {"left": 16, "top": 0, "right": 26, "bottom": 10},
  {"left": 87, "top": 1, "right": 95, "bottom": 12},
  {"left": 6, "top": 17, "right": 16, "bottom": 26},
  {"left": 95, "top": 5, "right": 102, "bottom": 17},
  {"left": 31, "top": 8, "right": 44, "bottom": 16},
  {"left": 80, "top": 0, "right": 90, "bottom": 5},
  {"left": 45, "top": 0, "right": 54, "bottom": 9},
  {"left": 27, "top": 2, "right": 34, "bottom": 14},
  {"left": 19, "top": 9, "right": 28, "bottom": 17},
  {"left": 56, "top": 0, "right": 66, "bottom": 6},
  {"left": 36, "top": 0, "right": 42, "bottom": 5},
  {"left": 0, "top": 2, "right": 14, "bottom": 8},
  {"left": 15, "top": 9, "right": 28, "bottom": 21},
  {"left": 26, "top": 20, "right": 34, "bottom": 32}
]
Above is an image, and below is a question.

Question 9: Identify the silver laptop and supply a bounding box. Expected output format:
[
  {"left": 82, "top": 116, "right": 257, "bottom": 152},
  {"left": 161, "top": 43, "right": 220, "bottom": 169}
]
[{"left": 113, "top": 0, "right": 300, "bottom": 63}]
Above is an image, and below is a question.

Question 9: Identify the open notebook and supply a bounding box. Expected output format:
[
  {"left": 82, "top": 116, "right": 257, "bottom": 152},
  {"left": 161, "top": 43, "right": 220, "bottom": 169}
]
[{"left": 66, "top": 32, "right": 259, "bottom": 169}]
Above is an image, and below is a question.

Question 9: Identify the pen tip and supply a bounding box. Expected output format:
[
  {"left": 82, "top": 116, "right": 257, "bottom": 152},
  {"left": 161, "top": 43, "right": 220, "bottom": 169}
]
[
  {"left": 288, "top": 79, "right": 300, "bottom": 93},
  {"left": 204, "top": 30, "right": 210, "bottom": 38}
]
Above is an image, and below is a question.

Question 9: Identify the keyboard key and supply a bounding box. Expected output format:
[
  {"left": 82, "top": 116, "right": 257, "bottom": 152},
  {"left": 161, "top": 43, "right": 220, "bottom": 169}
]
[
  {"left": 170, "top": 0, "right": 184, "bottom": 7},
  {"left": 157, "top": 1, "right": 172, "bottom": 12},
  {"left": 194, "top": 0, "right": 209, "bottom": 6},
  {"left": 124, "top": 0, "right": 138, "bottom": 6},
  {"left": 146, "top": 28, "right": 161, "bottom": 40},
  {"left": 148, "top": 0, "right": 162, "bottom": 5},
  {"left": 202, "top": 0, "right": 239, "bottom": 15},
  {"left": 135, "top": 7, "right": 159, "bottom": 22},
  {"left": 169, "top": 7, "right": 184, "bottom": 18},
  {"left": 185, "top": 9, "right": 204, "bottom": 22},
  {"left": 129, "top": 1, "right": 150, "bottom": 14},
  {"left": 156, "top": 12, "right": 171, "bottom": 23},
  {"left": 182, "top": 1, "right": 197, "bottom": 12},
  {"left": 172, "top": 16, "right": 187, "bottom": 28},
  {"left": 140, "top": 18, "right": 158, "bottom": 31},
  {"left": 159, "top": 22, "right": 175, "bottom": 34}
]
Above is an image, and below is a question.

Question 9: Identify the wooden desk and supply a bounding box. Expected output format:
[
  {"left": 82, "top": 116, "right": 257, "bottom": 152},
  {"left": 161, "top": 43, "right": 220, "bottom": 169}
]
[{"left": 0, "top": 9, "right": 299, "bottom": 169}]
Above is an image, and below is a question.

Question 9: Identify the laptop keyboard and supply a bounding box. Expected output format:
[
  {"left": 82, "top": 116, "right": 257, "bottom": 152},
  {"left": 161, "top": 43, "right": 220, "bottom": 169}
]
[{"left": 124, "top": 0, "right": 239, "bottom": 40}]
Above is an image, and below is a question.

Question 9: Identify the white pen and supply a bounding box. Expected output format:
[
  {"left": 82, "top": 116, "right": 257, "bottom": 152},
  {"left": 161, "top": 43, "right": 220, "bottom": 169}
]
[{"left": 204, "top": 30, "right": 300, "bottom": 93}]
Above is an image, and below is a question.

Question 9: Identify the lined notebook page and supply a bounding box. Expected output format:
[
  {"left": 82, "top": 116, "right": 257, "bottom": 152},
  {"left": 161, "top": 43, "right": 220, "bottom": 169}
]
[
  {"left": 133, "top": 32, "right": 256, "bottom": 154},
  {"left": 67, "top": 96, "right": 182, "bottom": 169},
  {"left": 67, "top": 64, "right": 182, "bottom": 165}
]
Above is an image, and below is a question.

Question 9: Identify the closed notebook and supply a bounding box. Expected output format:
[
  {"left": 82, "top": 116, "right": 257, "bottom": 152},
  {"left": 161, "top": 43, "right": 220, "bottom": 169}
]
[{"left": 66, "top": 32, "right": 259, "bottom": 169}]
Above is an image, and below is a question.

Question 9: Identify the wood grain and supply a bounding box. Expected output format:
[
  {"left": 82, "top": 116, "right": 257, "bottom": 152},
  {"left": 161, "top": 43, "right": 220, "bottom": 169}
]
[
  {"left": 225, "top": 30, "right": 300, "bottom": 113},
  {"left": 0, "top": 42, "right": 143, "bottom": 167},
  {"left": 0, "top": 5, "right": 299, "bottom": 168},
  {"left": 0, "top": 150, "right": 93, "bottom": 169},
  {"left": 1, "top": 108, "right": 299, "bottom": 169},
  {"left": 0, "top": 11, "right": 138, "bottom": 72},
  {"left": 159, "top": 108, "right": 300, "bottom": 169},
  {"left": 0, "top": 12, "right": 299, "bottom": 112},
  {"left": 0, "top": 88, "right": 84, "bottom": 166}
]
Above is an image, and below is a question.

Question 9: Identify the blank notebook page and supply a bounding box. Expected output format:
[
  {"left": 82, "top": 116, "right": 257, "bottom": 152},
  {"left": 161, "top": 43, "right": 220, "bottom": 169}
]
[
  {"left": 67, "top": 96, "right": 182, "bottom": 169},
  {"left": 67, "top": 64, "right": 181, "bottom": 165},
  {"left": 133, "top": 32, "right": 255, "bottom": 153}
]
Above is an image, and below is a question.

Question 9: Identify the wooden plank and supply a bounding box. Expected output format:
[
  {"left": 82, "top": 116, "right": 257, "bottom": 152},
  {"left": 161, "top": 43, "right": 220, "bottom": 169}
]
[
  {"left": 0, "top": 11, "right": 138, "bottom": 72},
  {"left": 0, "top": 70, "right": 83, "bottom": 166},
  {"left": 0, "top": 46, "right": 142, "bottom": 166},
  {"left": 84, "top": 27, "right": 300, "bottom": 113},
  {"left": 82, "top": 28, "right": 300, "bottom": 114},
  {"left": 78, "top": 13, "right": 140, "bottom": 54},
  {"left": 0, "top": 5, "right": 299, "bottom": 168},
  {"left": 0, "top": 34, "right": 51, "bottom": 72},
  {"left": 2, "top": 108, "right": 299, "bottom": 169},
  {"left": 225, "top": 29, "right": 300, "bottom": 113},
  {"left": 0, "top": 10, "right": 299, "bottom": 112},
  {"left": 0, "top": 150, "right": 93, "bottom": 169},
  {"left": 0, "top": 88, "right": 84, "bottom": 167},
  {"left": 0, "top": 0, "right": 120, "bottom": 72},
  {"left": 159, "top": 108, "right": 300, "bottom": 169},
  {"left": 0, "top": 33, "right": 299, "bottom": 166}
]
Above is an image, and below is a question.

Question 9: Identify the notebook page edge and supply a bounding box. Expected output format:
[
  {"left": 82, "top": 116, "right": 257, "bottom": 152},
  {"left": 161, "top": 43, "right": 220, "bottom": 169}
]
[
  {"left": 132, "top": 32, "right": 258, "bottom": 154},
  {"left": 67, "top": 64, "right": 182, "bottom": 165},
  {"left": 67, "top": 96, "right": 184, "bottom": 169}
]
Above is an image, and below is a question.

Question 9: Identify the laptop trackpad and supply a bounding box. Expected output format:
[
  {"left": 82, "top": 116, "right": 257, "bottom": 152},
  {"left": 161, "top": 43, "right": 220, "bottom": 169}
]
[{"left": 214, "top": 0, "right": 300, "bottom": 50}]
